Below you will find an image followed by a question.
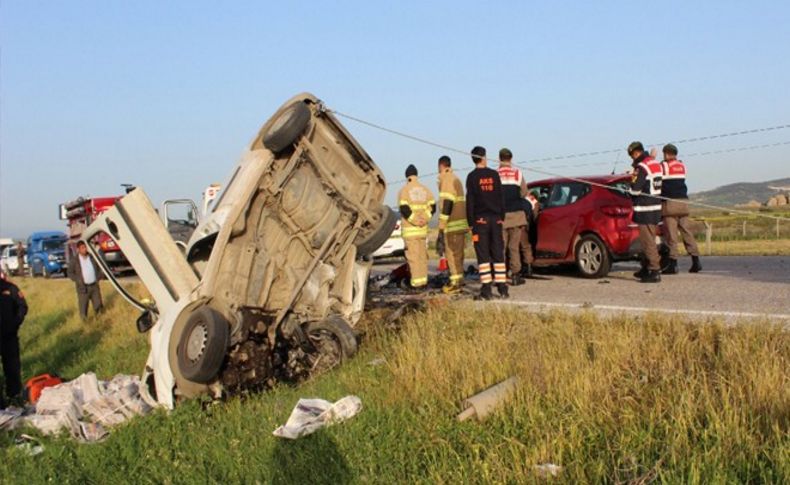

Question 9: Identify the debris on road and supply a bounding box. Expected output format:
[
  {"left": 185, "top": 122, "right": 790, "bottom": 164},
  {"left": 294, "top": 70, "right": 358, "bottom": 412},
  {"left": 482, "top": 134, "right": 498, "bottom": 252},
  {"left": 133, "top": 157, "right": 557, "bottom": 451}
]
[
  {"left": 273, "top": 395, "right": 362, "bottom": 440},
  {"left": 1, "top": 372, "right": 152, "bottom": 443},
  {"left": 457, "top": 376, "right": 518, "bottom": 422}
]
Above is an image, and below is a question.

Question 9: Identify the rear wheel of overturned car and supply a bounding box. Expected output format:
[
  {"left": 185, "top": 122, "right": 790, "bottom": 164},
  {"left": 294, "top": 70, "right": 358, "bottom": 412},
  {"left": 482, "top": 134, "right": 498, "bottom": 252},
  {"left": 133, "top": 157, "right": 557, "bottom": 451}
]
[
  {"left": 355, "top": 205, "right": 398, "bottom": 258},
  {"left": 262, "top": 102, "right": 311, "bottom": 154},
  {"left": 303, "top": 316, "right": 358, "bottom": 374},
  {"left": 176, "top": 306, "right": 230, "bottom": 383},
  {"left": 575, "top": 234, "right": 611, "bottom": 278}
]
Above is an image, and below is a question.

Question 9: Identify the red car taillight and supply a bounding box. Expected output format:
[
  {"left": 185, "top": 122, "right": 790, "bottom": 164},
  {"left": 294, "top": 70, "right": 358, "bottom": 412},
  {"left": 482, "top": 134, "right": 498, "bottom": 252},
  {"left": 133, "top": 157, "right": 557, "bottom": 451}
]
[
  {"left": 601, "top": 205, "right": 630, "bottom": 218},
  {"left": 99, "top": 239, "right": 117, "bottom": 251}
]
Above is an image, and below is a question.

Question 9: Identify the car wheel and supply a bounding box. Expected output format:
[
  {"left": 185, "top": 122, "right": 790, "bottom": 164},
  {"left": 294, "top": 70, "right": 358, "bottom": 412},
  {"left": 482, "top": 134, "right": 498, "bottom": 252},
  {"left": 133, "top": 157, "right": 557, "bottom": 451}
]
[
  {"left": 302, "top": 316, "right": 358, "bottom": 374},
  {"left": 575, "top": 234, "right": 611, "bottom": 278},
  {"left": 355, "top": 205, "right": 398, "bottom": 258},
  {"left": 176, "top": 306, "right": 230, "bottom": 383},
  {"left": 262, "top": 102, "right": 311, "bottom": 154}
]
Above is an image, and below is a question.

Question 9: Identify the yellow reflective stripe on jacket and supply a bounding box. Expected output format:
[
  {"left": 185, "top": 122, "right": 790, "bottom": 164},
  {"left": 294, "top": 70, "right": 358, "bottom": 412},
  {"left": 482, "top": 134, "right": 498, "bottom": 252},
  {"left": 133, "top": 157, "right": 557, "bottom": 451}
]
[
  {"left": 439, "top": 214, "right": 450, "bottom": 221},
  {"left": 439, "top": 191, "right": 456, "bottom": 202},
  {"left": 402, "top": 226, "right": 428, "bottom": 238}
]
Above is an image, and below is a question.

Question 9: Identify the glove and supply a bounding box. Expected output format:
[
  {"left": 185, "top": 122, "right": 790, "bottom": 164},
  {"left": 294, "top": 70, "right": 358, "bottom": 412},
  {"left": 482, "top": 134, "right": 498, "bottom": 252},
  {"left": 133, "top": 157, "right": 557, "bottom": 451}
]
[{"left": 436, "top": 230, "right": 446, "bottom": 257}]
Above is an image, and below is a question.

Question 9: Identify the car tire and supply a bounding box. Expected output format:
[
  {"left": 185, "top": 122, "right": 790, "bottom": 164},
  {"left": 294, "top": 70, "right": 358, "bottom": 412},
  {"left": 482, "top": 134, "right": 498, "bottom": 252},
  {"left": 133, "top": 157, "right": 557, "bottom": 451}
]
[
  {"left": 303, "top": 316, "right": 358, "bottom": 373},
  {"left": 262, "top": 102, "right": 311, "bottom": 154},
  {"left": 355, "top": 205, "right": 398, "bottom": 258},
  {"left": 575, "top": 234, "right": 611, "bottom": 278},
  {"left": 176, "top": 306, "right": 230, "bottom": 383}
]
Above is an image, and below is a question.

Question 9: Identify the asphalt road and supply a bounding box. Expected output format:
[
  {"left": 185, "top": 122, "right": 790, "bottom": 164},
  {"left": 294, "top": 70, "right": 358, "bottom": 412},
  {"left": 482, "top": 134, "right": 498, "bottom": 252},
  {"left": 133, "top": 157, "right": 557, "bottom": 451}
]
[{"left": 373, "top": 256, "right": 790, "bottom": 321}]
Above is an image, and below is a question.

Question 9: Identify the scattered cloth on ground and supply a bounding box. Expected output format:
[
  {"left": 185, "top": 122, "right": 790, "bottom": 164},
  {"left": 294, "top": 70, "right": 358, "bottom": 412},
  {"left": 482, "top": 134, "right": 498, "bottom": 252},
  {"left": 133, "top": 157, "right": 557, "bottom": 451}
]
[
  {"left": 273, "top": 396, "right": 362, "bottom": 440},
  {"left": 0, "top": 372, "right": 152, "bottom": 443}
]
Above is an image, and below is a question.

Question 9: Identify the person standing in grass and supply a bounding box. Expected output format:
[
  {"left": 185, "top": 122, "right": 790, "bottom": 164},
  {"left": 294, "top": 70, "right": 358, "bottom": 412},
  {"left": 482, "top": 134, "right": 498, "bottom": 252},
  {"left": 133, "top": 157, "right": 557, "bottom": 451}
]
[
  {"left": 660, "top": 143, "right": 702, "bottom": 274},
  {"left": 67, "top": 241, "right": 103, "bottom": 320},
  {"left": 0, "top": 271, "right": 28, "bottom": 406}
]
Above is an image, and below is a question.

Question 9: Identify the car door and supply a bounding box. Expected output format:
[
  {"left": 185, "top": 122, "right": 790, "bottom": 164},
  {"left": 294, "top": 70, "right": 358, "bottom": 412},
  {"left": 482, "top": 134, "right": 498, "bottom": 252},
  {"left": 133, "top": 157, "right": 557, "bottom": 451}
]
[{"left": 536, "top": 182, "right": 590, "bottom": 259}]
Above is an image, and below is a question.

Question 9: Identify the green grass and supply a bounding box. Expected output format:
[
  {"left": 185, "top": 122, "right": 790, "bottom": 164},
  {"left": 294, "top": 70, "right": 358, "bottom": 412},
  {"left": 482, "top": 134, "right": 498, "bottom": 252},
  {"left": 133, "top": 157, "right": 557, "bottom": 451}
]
[{"left": 1, "top": 279, "right": 788, "bottom": 483}]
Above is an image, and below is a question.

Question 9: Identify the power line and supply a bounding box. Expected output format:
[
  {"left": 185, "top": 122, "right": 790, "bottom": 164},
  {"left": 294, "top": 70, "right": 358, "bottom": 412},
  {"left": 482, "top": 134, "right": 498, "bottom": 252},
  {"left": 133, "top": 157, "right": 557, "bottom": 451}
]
[{"left": 327, "top": 108, "right": 790, "bottom": 222}]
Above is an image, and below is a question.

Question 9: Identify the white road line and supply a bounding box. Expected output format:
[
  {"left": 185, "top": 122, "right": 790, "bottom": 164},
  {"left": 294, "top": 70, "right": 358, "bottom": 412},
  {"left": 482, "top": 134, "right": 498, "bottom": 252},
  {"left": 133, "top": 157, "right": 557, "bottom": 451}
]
[{"left": 497, "top": 299, "right": 790, "bottom": 320}]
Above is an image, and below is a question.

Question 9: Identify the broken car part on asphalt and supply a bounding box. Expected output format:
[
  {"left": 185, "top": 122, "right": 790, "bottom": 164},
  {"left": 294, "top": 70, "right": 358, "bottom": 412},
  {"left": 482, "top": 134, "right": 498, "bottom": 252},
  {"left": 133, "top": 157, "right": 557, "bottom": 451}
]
[{"left": 83, "top": 93, "right": 396, "bottom": 409}]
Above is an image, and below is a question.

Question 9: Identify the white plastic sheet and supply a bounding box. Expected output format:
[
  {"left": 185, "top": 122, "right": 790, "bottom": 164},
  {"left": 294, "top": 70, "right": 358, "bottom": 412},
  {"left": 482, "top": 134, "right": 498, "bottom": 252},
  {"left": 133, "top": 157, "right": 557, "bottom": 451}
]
[
  {"left": 0, "top": 372, "right": 152, "bottom": 443},
  {"left": 273, "top": 396, "right": 362, "bottom": 439}
]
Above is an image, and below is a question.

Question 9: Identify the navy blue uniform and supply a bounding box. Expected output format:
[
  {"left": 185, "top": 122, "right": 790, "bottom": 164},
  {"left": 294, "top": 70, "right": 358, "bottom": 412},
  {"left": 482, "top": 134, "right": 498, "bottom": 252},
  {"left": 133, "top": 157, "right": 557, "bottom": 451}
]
[{"left": 1, "top": 278, "right": 28, "bottom": 401}]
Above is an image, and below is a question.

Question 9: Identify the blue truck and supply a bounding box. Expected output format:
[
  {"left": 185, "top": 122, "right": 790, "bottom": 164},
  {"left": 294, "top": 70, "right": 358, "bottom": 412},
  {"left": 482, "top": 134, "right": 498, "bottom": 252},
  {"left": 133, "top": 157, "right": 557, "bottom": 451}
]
[{"left": 26, "top": 231, "right": 68, "bottom": 277}]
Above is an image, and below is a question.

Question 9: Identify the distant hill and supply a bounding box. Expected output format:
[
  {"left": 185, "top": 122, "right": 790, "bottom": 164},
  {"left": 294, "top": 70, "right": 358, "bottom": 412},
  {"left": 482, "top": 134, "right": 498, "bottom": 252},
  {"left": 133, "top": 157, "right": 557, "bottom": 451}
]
[{"left": 690, "top": 177, "right": 790, "bottom": 207}]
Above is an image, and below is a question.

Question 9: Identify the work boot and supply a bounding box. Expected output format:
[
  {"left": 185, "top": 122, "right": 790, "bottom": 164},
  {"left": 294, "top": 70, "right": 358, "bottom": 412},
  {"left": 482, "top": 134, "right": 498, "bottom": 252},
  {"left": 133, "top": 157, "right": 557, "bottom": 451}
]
[
  {"left": 633, "top": 265, "right": 649, "bottom": 279},
  {"left": 475, "top": 283, "right": 493, "bottom": 301},
  {"left": 497, "top": 283, "right": 510, "bottom": 299},
  {"left": 520, "top": 264, "right": 533, "bottom": 278},
  {"left": 640, "top": 270, "right": 661, "bottom": 283},
  {"left": 442, "top": 282, "right": 462, "bottom": 295},
  {"left": 662, "top": 259, "right": 678, "bottom": 275},
  {"left": 689, "top": 256, "right": 702, "bottom": 273},
  {"left": 510, "top": 274, "right": 525, "bottom": 286}
]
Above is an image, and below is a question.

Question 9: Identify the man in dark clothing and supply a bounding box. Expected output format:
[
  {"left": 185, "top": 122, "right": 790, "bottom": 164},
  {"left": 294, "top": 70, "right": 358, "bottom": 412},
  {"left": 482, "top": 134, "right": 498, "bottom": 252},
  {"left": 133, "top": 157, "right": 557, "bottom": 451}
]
[
  {"left": 0, "top": 271, "right": 28, "bottom": 405},
  {"left": 627, "top": 141, "right": 663, "bottom": 283},
  {"left": 466, "top": 146, "right": 508, "bottom": 300},
  {"left": 67, "top": 241, "right": 103, "bottom": 320}
]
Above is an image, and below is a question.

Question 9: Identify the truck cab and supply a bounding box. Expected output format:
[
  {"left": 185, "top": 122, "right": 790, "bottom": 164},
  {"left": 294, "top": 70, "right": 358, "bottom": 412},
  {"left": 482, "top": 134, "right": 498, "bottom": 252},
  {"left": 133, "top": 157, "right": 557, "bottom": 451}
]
[
  {"left": 26, "top": 231, "right": 68, "bottom": 277},
  {"left": 61, "top": 196, "right": 131, "bottom": 275}
]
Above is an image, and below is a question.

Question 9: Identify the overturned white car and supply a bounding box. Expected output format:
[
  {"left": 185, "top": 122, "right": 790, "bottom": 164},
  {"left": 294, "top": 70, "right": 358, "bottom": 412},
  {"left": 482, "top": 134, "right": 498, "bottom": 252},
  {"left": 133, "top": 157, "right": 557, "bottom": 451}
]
[{"left": 84, "top": 94, "right": 396, "bottom": 408}]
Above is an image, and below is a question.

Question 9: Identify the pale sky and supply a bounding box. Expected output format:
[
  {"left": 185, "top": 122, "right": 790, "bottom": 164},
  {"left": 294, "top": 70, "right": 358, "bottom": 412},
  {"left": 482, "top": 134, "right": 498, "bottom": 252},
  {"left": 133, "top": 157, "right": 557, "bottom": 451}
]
[{"left": 2, "top": 1, "right": 789, "bottom": 237}]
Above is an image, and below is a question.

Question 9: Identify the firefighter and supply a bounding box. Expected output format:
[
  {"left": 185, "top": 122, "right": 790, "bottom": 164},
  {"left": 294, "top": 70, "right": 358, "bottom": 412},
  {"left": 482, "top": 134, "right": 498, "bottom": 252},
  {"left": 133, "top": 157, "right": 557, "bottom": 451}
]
[
  {"left": 436, "top": 155, "right": 468, "bottom": 294},
  {"left": 497, "top": 148, "right": 528, "bottom": 286},
  {"left": 660, "top": 144, "right": 702, "bottom": 274},
  {"left": 398, "top": 164, "right": 435, "bottom": 290},
  {"left": 0, "top": 271, "right": 28, "bottom": 406},
  {"left": 627, "top": 141, "right": 663, "bottom": 283},
  {"left": 466, "top": 146, "right": 508, "bottom": 300}
]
